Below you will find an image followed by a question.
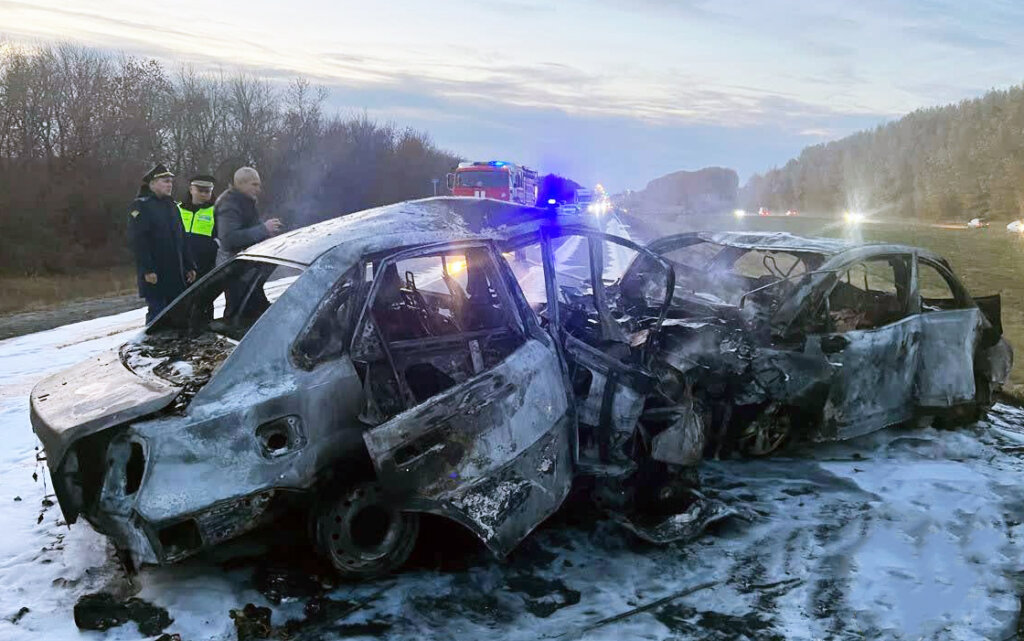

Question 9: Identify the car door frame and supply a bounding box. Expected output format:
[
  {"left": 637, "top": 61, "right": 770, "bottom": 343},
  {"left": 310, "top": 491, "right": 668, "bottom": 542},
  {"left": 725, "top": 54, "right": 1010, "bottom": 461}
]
[
  {"left": 353, "top": 238, "right": 575, "bottom": 556},
  {"left": 502, "top": 225, "right": 677, "bottom": 465},
  {"left": 912, "top": 253, "right": 982, "bottom": 408},
  {"left": 800, "top": 251, "right": 920, "bottom": 440}
]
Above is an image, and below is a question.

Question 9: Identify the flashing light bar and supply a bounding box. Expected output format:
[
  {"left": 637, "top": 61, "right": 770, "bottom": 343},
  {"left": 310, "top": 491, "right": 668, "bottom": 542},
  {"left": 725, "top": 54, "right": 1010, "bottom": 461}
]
[{"left": 457, "top": 161, "right": 515, "bottom": 169}]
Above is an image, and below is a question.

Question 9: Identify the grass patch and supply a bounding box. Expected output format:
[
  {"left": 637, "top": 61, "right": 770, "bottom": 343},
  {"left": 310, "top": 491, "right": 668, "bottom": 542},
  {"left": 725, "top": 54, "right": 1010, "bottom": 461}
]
[{"left": 0, "top": 267, "right": 136, "bottom": 316}]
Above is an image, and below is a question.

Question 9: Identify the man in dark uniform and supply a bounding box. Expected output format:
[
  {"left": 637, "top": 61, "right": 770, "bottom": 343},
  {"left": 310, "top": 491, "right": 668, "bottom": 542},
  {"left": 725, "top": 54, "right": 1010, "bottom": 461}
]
[
  {"left": 177, "top": 174, "right": 219, "bottom": 278},
  {"left": 128, "top": 164, "right": 197, "bottom": 323},
  {"left": 215, "top": 167, "right": 282, "bottom": 319}
]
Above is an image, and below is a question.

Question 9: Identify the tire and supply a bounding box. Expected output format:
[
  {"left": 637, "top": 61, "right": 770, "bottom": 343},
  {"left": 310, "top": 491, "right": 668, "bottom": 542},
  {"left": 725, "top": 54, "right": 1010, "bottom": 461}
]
[{"left": 311, "top": 482, "right": 419, "bottom": 579}]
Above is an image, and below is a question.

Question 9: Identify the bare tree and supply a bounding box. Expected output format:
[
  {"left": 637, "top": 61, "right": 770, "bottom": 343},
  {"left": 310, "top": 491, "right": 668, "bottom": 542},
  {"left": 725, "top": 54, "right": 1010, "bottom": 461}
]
[{"left": 0, "top": 44, "right": 459, "bottom": 276}]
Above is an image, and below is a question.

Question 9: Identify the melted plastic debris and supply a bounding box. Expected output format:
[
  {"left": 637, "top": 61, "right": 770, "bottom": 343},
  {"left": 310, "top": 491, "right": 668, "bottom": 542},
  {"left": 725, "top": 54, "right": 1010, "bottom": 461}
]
[
  {"left": 73, "top": 592, "right": 172, "bottom": 636},
  {"left": 120, "top": 332, "right": 235, "bottom": 412},
  {"left": 229, "top": 603, "right": 272, "bottom": 640}
]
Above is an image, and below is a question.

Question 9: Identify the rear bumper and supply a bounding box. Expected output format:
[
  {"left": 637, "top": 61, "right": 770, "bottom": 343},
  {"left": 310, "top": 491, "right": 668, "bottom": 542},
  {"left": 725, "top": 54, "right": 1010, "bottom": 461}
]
[{"left": 85, "top": 489, "right": 281, "bottom": 567}]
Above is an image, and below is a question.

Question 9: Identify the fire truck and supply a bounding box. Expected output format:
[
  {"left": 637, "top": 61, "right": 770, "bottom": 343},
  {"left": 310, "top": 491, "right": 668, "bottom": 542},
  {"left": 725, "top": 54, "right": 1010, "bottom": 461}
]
[{"left": 447, "top": 161, "right": 539, "bottom": 205}]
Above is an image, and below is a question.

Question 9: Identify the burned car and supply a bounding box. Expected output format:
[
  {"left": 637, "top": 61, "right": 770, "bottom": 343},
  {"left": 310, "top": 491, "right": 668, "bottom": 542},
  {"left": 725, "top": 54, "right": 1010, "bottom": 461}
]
[
  {"left": 31, "top": 198, "right": 710, "bottom": 577},
  {"left": 29, "top": 200, "right": 1010, "bottom": 578},
  {"left": 617, "top": 232, "right": 1013, "bottom": 455}
]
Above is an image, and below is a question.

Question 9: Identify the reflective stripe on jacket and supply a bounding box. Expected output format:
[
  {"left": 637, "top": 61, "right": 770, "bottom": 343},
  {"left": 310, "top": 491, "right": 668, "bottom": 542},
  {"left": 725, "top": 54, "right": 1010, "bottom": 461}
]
[{"left": 178, "top": 204, "right": 216, "bottom": 237}]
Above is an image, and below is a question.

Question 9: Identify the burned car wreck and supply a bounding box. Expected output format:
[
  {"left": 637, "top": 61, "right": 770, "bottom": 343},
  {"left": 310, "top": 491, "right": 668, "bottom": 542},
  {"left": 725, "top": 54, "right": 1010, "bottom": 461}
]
[
  {"left": 617, "top": 232, "right": 1013, "bottom": 456},
  {"left": 29, "top": 198, "right": 1012, "bottom": 578}
]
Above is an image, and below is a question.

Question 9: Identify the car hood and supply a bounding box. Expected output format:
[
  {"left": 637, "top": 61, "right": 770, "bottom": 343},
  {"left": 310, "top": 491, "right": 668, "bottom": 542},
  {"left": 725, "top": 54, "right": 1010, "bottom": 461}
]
[{"left": 30, "top": 347, "right": 180, "bottom": 469}]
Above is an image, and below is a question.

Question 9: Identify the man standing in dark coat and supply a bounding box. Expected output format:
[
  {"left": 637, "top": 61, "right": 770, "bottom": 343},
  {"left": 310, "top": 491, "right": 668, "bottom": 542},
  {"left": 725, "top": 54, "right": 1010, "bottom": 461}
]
[
  {"left": 215, "top": 167, "right": 282, "bottom": 319},
  {"left": 128, "top": 164, "right": 197, "bottom": 323}
]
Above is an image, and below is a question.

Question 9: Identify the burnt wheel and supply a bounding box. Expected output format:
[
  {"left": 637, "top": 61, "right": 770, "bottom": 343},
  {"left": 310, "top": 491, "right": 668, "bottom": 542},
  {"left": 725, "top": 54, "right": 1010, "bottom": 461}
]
[
  {"left": 737, "top": 404, "right": 791, "bottom": 457},
  {"left": 312, "top": 483, "right": 419, "bottom": 579}
]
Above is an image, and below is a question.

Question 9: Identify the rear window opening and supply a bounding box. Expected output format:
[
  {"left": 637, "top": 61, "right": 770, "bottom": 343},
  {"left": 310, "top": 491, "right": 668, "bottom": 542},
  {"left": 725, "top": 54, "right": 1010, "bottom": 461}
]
[
  {"left": 151, "top": 258, "right": 304, "bottom": 342},
  {"left": 122, "top": 259, "right": 305, "bottom": 411}
]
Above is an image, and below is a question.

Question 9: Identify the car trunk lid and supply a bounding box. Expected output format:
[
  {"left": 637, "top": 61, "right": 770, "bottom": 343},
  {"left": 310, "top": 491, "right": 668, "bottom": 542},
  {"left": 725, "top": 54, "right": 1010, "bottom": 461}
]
[{"left": 30, "top": 347, "right": 180, "bottom": 471}]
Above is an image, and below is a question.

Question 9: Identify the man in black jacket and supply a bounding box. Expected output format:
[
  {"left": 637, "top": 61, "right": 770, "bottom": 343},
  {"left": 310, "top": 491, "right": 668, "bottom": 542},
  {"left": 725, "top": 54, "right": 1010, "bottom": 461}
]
[
  {"left": 128, "top": 164, "right": 197, "bottom": 323},
  {"left": 215, "top": 167, "right": 282, "bottom": 319}
]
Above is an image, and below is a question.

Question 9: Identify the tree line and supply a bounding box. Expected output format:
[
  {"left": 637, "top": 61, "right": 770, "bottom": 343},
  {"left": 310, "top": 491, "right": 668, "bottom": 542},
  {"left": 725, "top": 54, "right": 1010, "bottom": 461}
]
[
  {"left": 0, "top": 43, "right": 459, "bottom": 276},
  {"left": 741, "top": 85, "right": 1024, "bottom": 222}
]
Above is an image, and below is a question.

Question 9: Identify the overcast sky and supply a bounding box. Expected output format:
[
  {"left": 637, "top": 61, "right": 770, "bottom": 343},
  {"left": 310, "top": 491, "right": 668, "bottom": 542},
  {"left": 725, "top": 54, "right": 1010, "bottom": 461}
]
[{"left": 2, "top": 0, "right": 1022, "bottom": 190}]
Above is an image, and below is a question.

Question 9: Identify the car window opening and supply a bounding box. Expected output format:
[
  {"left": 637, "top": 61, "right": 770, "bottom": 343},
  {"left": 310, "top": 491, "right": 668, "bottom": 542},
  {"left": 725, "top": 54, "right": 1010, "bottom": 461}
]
[
  {"left": 151, "top": 259, "right": 304, "bottom": 342},
  {"left": 918, "top": 259, "right": 963, "bottom": 312},
  {"left": 826, "top": 256, "right": 911, "bottom": 332},
  {"left": 353, "top": 246, "right": 526, "bottom": 424}
]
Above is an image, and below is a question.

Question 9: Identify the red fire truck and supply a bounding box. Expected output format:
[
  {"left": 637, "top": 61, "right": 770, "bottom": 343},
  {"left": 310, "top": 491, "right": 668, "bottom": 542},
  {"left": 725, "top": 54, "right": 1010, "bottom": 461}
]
[{"left": 447, "top": 161, "right": 539, "bottom": 205}]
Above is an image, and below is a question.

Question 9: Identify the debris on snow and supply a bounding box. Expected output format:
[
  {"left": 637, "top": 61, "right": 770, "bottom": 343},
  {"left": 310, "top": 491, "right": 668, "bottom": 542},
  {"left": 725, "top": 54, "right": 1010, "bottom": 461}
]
[
  {"left": 5, "top": 606, "right": 29, "bottom": 624},
  {"left": 73, "top": 592, "right": 172, "bottom": 636}
]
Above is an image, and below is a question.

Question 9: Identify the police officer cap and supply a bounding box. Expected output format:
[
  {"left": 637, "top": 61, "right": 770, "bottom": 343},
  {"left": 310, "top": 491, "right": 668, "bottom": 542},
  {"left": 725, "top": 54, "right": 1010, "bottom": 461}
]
[
  {"left": 188, "top": 174, "right": 216, "bottom": 189},
  {"left": 142, "top": 163, "right": 174, "bottom": 183}
]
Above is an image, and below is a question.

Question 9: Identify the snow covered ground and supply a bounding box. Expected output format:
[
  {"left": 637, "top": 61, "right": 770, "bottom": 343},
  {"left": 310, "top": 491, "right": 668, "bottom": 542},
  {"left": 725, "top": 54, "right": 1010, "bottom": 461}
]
[{"left": 4, "top": 219, "right": 1024, "bottom": 639}]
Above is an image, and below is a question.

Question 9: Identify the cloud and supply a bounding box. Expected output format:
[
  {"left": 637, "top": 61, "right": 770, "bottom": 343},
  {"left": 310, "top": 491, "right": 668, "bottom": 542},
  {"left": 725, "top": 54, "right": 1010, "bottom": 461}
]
[
  {"left": 903, "top": 24, "right": 1009, "bottom": 51},
  {"left": 4, "top": 0, "right": 1024, "bottom": 188}
]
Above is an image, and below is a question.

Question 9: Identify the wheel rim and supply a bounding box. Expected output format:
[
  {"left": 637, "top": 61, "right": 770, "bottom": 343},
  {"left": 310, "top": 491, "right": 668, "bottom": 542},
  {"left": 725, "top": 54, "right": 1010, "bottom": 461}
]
[
  {"left": 739, "top": 405, "right": 791, "bottom": 456},
  {"left": 318, "top": 484, "right": 411, "bottom": 572}
]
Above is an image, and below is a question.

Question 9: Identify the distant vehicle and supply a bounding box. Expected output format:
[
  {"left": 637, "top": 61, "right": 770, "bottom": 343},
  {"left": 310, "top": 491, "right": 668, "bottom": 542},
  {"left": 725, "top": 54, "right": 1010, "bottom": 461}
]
[
  {"left": 557, "top": 203, "right": 581, "bottom": 216},
  {"left": 843, "top": 211, "right": 866, "bottom": 225},
  {"left": 758, "top": 207, "right": 771, "bottom": 216},
  {"left": 785, "top": 209, "right": 798, "bottom": 217},
  {"left": 447, "top": 161, "right": 539, "bottom": 205},
  {"left": 967, "top": 217, "right": 990, "bottom": 229},
  {"left": 1007, "top": 220, "right": 1024, "bottom": 233}
]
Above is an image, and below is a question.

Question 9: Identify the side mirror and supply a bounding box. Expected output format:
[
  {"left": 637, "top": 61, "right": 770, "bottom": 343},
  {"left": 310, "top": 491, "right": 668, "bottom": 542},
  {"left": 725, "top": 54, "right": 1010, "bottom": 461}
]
[{"left": 446, "top": 173, "right": 455, "bottom": 191}]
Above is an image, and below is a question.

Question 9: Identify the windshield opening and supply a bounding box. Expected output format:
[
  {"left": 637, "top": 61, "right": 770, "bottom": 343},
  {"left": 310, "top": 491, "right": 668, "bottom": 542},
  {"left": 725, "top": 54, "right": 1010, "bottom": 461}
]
[
  {"left": 456, "top": 170, "right": 509, "bottom": 188},
  {"left": 631, "top": 241, "right": 827, "bottom": 307},
  {"left": 151, "top": 258, "right": 304, "bottom": 341}
]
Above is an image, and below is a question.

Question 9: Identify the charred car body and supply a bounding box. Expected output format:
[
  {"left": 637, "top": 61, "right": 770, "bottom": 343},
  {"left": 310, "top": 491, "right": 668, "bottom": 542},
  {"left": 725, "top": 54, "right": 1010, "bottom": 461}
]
[
  {"left": 30, "top": 199, "right": 1011, "bottom": 576},
  {"left": 619, "top": 232, "right": 1013, "bottom": 455}
]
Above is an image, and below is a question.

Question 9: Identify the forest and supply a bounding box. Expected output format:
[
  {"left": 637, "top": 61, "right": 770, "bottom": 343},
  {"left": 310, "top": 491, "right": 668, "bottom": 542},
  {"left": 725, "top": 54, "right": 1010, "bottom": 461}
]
[
  {"left": 0, "top": 44, "right": 459, "bottom": 276},
  {"left": 742, "top": 85, "right": 1024, "bottom": 222}
]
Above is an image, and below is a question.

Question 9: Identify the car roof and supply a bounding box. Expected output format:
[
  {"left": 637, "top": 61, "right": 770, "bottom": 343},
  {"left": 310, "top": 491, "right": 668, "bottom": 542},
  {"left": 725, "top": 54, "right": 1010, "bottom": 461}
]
[
  {"left": 650, "top": 230, "right": 937, "bottom": 260},
  {"left": 696, "top": 231, "right": 865, "bottom": 255},
  {"left": 240, "top": 197, "right": 559, "bottom": 266}
]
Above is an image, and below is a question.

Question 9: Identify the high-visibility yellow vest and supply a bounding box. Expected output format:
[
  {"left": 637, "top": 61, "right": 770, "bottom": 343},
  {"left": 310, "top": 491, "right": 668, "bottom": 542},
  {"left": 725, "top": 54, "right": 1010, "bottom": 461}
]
[{"left": 178, "top": 204, "right": 215, "bottom": 237}]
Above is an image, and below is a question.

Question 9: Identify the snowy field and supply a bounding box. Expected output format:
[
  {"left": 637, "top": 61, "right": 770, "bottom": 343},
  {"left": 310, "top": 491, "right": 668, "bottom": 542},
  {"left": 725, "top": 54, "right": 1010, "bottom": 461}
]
[{"left": 4, "top": 220, "right": 1024, "bottom": 639}]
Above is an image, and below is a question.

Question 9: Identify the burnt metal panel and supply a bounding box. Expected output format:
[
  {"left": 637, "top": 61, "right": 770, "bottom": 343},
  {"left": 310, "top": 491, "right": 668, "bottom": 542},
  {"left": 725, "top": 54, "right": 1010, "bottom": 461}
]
[
  {"left": 240, "top": 197, "right": 560, "bottom": 266},
  {"left": 362, "top": 339, "right": 572, "bottom": 556},
  {"left": 915, "top": 308, "right": 980, "bottom": 407},
  {"left": 30, "top": 348, "right": 180, "bottom": 470},
  {"left": 698, "top": 231, "right": 858, "bottom": 256},
  {"left": 810, "top": 315, "right": 920, "bottom": 440}
]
